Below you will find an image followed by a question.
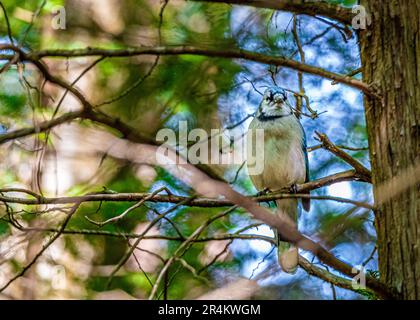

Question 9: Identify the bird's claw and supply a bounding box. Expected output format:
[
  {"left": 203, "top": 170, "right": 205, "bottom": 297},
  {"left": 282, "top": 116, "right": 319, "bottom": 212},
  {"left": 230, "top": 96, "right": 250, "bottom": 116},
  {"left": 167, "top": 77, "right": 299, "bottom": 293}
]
[
  {"left": 255, "top": 188, "right": 271, "bottom": 197},
  {"left": 254, "top": 188, "right": 275, "bottom": 206},
  {"left": 289, "top": 184, "right": 298, "bottom": 193}
]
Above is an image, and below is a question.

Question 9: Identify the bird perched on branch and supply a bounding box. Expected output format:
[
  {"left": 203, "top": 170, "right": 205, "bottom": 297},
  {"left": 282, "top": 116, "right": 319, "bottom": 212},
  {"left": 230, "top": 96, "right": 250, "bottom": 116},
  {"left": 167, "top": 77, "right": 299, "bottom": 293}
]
[{"left": 247, "top": 87, "right": 310, "bottom": 273}]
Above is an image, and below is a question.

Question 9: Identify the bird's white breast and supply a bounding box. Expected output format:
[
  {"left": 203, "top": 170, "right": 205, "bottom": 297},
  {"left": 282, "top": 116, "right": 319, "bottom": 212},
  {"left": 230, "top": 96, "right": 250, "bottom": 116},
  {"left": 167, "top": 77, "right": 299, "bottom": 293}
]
[{"left": 247, "top": 116, "right": 306, "bottom": 191}]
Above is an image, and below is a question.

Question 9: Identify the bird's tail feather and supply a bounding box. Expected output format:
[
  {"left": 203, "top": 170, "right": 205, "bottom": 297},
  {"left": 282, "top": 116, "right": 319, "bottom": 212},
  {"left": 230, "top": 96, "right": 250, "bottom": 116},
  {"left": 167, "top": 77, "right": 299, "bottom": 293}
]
[
  {"left": 275, "top": 199, "right": 299, "bottom": 273},
  {"left": 302, "top": 192, "right": 311, "bottom": 212}
]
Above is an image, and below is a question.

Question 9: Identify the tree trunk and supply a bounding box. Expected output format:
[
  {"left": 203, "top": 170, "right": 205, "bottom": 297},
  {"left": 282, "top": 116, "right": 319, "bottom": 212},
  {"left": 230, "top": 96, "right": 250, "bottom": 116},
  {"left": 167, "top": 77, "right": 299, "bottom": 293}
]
[{"left": 359, "top": 0, "right": 420, "bottom": 299}]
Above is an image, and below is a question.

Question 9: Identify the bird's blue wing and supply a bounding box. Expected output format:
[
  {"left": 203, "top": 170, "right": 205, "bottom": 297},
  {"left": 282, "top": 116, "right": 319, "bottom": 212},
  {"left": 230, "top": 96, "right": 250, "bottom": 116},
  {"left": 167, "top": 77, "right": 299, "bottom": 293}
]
[
  {"left": 302, "top": 131, "right": 310, "bottom": 183},
  {"left": 300, "top": 123, "right": 311, "bottom": 211}
]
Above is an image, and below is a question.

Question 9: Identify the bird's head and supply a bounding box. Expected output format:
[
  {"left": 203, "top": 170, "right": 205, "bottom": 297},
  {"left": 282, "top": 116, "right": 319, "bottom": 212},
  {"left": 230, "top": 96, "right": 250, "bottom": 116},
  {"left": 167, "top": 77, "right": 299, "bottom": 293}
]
[{"left": 256, "top": 87, "right": 292, "bottom": 118}]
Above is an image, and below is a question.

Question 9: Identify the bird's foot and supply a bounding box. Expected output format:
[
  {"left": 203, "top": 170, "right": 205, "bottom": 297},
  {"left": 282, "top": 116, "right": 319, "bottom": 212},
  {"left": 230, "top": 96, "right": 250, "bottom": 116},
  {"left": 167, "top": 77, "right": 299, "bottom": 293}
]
[
  {"left": 289, "top": 184, "right": 298, "bottom": 194},
  {"left": 255, "top": 188, "right": 271, "bottom": 197},
  {"left": 255, "top": 188, "right": 275, "bottom": 207}
]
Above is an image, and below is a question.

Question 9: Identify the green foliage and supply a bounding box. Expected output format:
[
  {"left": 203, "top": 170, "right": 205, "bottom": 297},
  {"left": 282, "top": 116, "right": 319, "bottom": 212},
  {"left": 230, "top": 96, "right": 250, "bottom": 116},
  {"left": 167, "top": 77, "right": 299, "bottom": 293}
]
[
  {"left": 0, "top": 220, "right": 10, "bottom": 236},
  {"left": 0, "top": 92, "right": 26, "bottom": 116},
  {"left": 0, "top": 71, "right": 27, "bottom": 118},
  {"left": 327, "top": 0, "right": 358, "bottom": 6},
  {"left": 355, "top": 288, "right": 378, "bottom": 300}
]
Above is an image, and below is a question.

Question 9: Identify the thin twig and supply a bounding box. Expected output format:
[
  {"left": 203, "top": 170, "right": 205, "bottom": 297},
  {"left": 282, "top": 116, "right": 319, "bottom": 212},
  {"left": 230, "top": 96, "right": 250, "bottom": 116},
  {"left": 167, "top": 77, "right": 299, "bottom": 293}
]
[
  {"left": 106, "top": 195, "right": 197, "bottom": 288},
  {"left": 0, "top": 202, "right": 81, "bottom": 293},
  {"left": 0, "top": 1, "right": 14, "bottom": 44},
  {"left": 315, "top": 131, "right": 372, "bottom": 182},
  {"left": 85, "top": 186, "right": 168, "bottom": 226},
  {"left": 362, "top": 246, "right": 377, "bottom": 267},
  {"left": 95, "top": 56, "right": 160, "bottom": 107},
  {"left": 19, "top": 0, "right": 47, "bottom": 46},
  {"left": 0, "top": 176, "right": 374, "bottom": 209},
  {"left": 148, "top": 206, "right": 237, "bottom": 299}
]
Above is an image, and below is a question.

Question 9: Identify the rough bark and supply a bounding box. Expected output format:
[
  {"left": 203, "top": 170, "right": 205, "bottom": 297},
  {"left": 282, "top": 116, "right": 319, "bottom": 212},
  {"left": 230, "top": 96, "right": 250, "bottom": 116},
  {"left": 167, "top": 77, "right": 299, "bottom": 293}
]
[{"left": 359, "top": 0, "right": 420, "bottom": 299}]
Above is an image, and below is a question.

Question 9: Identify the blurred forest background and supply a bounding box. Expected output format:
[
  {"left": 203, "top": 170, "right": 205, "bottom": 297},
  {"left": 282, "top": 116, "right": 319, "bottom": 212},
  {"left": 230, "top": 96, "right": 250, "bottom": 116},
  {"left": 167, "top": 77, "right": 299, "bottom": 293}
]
[{"left": 0, "top": 0, "right": 381, "bottom": 300}]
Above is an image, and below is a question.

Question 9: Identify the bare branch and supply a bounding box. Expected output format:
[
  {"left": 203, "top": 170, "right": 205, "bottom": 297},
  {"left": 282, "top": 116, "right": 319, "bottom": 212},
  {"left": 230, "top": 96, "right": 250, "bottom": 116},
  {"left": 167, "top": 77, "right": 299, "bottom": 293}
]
[
  {"left": 106, "top": 196, "right": 197, "bottom": 287},
  {"left": 0, "top": 110, "right": 84, "bottom": 145},
  {"left": 298, "top": 256, "right": 376, "bottom": 297},
  {"left": 6, "top": 223, "right": 276, "bottom": 244},
  {"left": 315, "top": 131, "right": 372, "bottom": 182},
  {"left": 0, "top": 172, "right": 372, "bottom": 208},
  {"left": 0, "top": 45, "right": 376, "bottom": 95},
  {"left": 148, "top": 206, "right": 236, "bottom": 299},
  {"left": 85, "top": 187, "right": 169, "bottom": 227}
]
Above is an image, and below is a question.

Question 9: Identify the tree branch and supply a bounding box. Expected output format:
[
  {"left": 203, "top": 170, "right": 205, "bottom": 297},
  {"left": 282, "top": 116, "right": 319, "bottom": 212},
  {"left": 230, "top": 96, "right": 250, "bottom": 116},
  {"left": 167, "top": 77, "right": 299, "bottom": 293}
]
[
  {"left": 0, "top": 44, "right": 375, "bottom": 96},
  {"left": 0, "top": 170, "right": 371, "bottom": 208},
  {"left": 0, "top": 110, "right": 84, "bottom": 145},
  {"left": 148, "top": 206, "right": 236, "bottom": 299},
  {"left": 315, "top": 131, "right": 372, "bottom": 182},
  {"left": 298, "top": 256, "right": 376, "bottom": 298}
]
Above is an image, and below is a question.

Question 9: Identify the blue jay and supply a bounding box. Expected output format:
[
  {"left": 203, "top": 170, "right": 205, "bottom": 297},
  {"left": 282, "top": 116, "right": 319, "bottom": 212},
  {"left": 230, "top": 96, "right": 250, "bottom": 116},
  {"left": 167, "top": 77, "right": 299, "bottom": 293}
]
[{"left": 247, "top": 87, "right": 310, "bottom": 273}]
